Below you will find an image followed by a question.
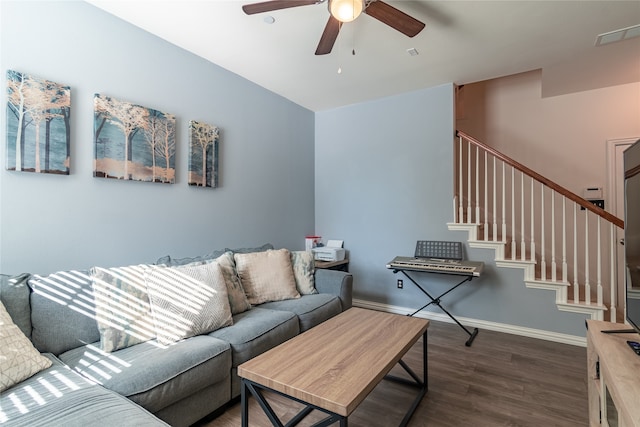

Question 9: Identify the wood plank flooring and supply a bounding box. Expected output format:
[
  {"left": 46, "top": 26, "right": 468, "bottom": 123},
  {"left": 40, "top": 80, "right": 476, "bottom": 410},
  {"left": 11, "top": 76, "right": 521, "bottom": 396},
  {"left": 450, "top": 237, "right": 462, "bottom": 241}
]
[{"left": 199, "top": 320, "right": 588, "bottom": 427}]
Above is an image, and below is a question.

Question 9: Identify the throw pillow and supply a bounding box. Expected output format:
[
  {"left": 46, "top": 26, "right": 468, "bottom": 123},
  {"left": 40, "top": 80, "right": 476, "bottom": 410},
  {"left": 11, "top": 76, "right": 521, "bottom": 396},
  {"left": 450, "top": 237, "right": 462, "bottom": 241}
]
[
  {"left": 234, "top": 249, "right": 300, "bottom": 305},
  {"left": 0, "top": 301, "right": 52, "bottom": 392},
  {"left": 215, "top": 252, "right": 251, "bottom": 314},
  {"left": 155, "top": 249, "right": 226, "bottom": 267},
  {"left": 225, "top": 243, "right": 274, "bottom": 254},
  {"left": 145, "top": 261, "right": 233, "bottom": 345},
  {"left": 90, "top": 265, "right": 157, "bottom": 352},
  {"left": 291, "top": 251, "right": 318, "bottom": 295}
]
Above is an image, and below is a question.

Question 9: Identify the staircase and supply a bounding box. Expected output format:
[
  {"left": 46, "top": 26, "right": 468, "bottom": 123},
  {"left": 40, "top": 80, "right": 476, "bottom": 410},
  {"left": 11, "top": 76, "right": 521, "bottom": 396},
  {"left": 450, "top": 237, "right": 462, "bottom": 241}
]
[{"left": 449, "top": 131, "right": 625, "bottom": 323}]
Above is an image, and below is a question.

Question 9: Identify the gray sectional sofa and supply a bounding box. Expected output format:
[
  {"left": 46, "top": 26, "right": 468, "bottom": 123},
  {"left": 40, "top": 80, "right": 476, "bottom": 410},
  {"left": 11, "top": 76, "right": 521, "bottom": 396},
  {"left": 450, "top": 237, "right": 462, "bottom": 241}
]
[{"left": 0, "top": 246, "right": 353, "bottom": 427}]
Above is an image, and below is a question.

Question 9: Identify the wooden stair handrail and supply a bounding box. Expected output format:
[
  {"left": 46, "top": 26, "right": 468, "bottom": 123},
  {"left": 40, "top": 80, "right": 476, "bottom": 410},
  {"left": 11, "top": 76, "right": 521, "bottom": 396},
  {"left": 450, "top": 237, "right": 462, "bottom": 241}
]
[{"left": 456, "top": 130, "right": 624, "bottom": 229}]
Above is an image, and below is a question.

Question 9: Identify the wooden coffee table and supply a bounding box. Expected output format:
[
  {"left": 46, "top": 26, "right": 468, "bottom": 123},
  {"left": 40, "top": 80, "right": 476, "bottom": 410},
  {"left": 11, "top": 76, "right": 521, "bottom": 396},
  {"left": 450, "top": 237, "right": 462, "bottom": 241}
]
[{"left": 238, "top": 307, "right": 429, "bottom": 427}]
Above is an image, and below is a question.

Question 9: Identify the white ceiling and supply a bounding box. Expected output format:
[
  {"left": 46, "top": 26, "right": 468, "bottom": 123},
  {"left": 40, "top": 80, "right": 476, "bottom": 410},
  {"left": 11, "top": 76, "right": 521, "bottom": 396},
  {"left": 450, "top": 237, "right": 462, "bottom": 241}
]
[{"left": 87, "top": 0, "right": 640, "bottom": 112}]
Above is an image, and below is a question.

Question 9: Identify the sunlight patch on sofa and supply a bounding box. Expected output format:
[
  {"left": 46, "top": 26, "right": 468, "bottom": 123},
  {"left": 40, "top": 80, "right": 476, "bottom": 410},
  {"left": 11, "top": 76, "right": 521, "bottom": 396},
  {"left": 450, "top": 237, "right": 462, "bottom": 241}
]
[
  {"left": 78, "top": 358, "right": 112, "bottom": 382},
  {"left": 30, "top": 270, "right": 97, "bottom": 320},
  {"left": 51, "top": 370, "right": 81, "bottom": 391},
  {"left": 23, "top": 385, "right": 46, "bottom": 405},
  {"left": 0, "top": 369, "right": 93, "bottom": 421},
  {"left": 38, "top": 378, "right": 64, "bottom": 398},
  {"left": 81, "top": 348, "right": 124, "bottom": 374},
  {"left": 8, "top": 393, "right": 28, "bottom": 414}
]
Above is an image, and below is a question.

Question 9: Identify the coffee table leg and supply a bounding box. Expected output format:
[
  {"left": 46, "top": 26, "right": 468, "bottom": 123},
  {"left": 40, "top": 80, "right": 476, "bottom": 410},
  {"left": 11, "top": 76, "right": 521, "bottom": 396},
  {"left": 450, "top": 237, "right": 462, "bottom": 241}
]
[
  {"left": 423, "top": 329, "right": 428, "bottom": 392},
  {"left": 241, "top": 379, "right": 249, "bottom": 427}
]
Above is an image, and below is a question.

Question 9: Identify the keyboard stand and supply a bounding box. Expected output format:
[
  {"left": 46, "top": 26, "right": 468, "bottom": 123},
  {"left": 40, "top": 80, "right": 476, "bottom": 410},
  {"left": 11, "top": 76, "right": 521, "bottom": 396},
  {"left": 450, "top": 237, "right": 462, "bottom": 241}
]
[{"left": 391, "top": 268, "right": 479, "bottom": 347}]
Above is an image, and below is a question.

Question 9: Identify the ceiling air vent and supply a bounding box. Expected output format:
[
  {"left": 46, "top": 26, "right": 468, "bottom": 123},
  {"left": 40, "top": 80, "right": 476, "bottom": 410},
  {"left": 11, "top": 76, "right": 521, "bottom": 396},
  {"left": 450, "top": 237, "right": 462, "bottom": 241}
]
[{"left": 595, "top": 24, "right": 640, "bottom": 46}]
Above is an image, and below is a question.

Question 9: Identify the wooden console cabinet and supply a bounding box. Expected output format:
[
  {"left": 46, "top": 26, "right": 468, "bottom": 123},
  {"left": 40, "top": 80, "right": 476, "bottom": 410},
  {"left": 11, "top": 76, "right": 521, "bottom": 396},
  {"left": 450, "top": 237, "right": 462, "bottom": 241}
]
[{"left": 586, "top": 320, "right": 640, "bottom": 426}]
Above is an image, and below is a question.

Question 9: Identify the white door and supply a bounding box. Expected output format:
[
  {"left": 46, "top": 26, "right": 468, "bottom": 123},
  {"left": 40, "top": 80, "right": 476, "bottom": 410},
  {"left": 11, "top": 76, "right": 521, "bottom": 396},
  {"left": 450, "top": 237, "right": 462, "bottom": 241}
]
[{"left": 608, "top": 137, "right": 639, "bottom": 316}]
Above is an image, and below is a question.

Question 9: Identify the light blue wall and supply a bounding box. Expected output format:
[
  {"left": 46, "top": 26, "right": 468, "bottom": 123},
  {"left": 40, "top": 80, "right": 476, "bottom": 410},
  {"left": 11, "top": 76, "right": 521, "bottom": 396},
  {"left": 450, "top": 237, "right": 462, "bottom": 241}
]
[
  {"left": 1, "top": 1, "right": 587, "bottom": 337},
  {"left": 0, "top": 1, "right": 315, "bottom": 274},
  {"left": 315, "top": 84, "right": 587, "bottom": 337}
]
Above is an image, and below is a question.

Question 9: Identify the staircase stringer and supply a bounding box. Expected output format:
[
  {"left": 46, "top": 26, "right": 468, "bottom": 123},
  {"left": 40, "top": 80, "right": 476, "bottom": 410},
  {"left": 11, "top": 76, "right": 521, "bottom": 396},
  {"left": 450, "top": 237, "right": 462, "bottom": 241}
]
[{"left": 447, "top": 222, "right": 608, "bottom": 320}]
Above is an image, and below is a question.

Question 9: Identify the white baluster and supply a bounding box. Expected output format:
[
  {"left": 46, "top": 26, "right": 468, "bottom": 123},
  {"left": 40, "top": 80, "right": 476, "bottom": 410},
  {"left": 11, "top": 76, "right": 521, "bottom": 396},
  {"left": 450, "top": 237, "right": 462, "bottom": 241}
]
[
  {"left": 475, "top": 145, "right": 480, "bottom": 224},
  {"left": 610, "top": 223, "right": 617, "bottom": 322},
  {"left": 467, "top": 140, "right": 472, "bottom": 223},
  {"left": 521, "top": 172, "right": 525, "bottom": 260},
  {"left": 458, "top": 137, "right": 464, "bottom": 223},
  {"left": 511, "top": 167, "right": 516, "bottom": 260},
  {"left": 493, "top": 157, "right": 497, "bottom": 241},
  {"left": 484, "top": 151, "right": 488, "bottom": 240},
  {"left": 551, "top": 190, "right": 556, "bottom": 281},
  {"left": 502, "top": 162, "right": 506, "bottom": 243},
  {"left": 597, "top": 217, "right": 603, "bottom": 306},
  {"left": 562, "top": 197, "right": 567, "bottom": 283},
  {"left": 530, "top": 178, "right": 535, "bottom": 263},
  {"left": 573, "top": 203, "right": 579, "bottom": 303},
  {"left": 541, "top": 185, "right": 546, "bottom": 280},
  {"left": 453, "top": 196, "right": 457, "bottom": 223},
  {"left": 585, "top": 211, "right": 591, "bottom": 305}
]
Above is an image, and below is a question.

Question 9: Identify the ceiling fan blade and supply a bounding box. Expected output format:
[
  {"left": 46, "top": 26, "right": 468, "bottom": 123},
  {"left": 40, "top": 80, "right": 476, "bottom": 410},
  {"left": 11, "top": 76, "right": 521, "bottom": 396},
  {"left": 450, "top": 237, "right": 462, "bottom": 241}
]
[
  {"left": 315, "top": 16, "right": 342, "bottom": 55},
  {"left": 364, "top": 1, "right": 425, "bottom": 38},
  {"left": 242, "top": 0, "right": 320, "bottom": 15}
]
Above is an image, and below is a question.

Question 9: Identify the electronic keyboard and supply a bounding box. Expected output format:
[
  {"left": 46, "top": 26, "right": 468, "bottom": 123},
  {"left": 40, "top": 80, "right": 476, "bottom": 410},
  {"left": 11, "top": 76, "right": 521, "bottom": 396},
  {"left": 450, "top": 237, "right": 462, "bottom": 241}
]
[{"left": 386, "top": 256, "right": 483, "bottom": 277}]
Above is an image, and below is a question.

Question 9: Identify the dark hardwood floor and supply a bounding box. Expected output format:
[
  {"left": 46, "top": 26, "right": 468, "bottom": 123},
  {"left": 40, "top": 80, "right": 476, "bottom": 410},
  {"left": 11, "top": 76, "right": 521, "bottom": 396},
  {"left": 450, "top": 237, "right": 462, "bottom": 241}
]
[{"left": 202, "top": 319, "right": 588, "bottom": 427}]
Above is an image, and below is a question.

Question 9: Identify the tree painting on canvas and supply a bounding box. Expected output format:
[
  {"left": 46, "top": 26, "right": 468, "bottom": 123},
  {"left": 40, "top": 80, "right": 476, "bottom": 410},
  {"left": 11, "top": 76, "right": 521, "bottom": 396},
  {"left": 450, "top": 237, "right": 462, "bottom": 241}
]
[
  {"left": 94, "top": 94, "right": 176, "bottom": 184},
  {"left": 6, "top": 70, "right": 71, "bottom": 174},
  {"left": 188, "top": 120, "right": 219, "bottom": 188}
]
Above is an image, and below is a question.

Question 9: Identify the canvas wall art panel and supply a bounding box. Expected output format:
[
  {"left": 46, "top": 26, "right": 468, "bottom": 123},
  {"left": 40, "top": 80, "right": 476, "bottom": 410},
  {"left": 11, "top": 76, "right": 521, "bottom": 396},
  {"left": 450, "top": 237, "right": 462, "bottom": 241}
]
[
  {"left": 188, "top": 120, "right": 219, "bottom": 188},
  {"left": 94, "top": 94, "right": 176, "bottom": 184},
  {"left": 6, "top": 70, "right": 71, "bottom": 174}
]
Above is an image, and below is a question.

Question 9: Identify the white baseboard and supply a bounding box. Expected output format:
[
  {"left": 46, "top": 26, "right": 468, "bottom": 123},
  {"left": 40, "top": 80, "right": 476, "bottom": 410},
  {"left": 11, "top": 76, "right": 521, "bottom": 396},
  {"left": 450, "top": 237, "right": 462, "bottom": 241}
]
[{"left": 352, "top": 298, "right": 587, "bottom": 347}]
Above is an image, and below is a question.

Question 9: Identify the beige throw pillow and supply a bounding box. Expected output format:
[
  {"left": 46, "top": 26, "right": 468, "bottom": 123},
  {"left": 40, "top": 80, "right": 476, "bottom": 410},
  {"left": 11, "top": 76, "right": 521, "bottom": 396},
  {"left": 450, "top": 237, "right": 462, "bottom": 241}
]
[
  {"left": 234, "top": 249, "right": 300, "bottom": 305},
  {"left": 145, "top": 261, "right": 233, "bottom": 345},
  {"left": 0, "top": 301, "right": 52, "bottom": 392}
]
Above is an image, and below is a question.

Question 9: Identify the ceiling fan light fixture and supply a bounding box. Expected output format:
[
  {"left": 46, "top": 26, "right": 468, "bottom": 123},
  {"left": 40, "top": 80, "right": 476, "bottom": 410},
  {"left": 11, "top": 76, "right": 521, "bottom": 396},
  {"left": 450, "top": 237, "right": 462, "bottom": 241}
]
[{"left": 329, "top": 0, "right": 364, "bottom": 23}]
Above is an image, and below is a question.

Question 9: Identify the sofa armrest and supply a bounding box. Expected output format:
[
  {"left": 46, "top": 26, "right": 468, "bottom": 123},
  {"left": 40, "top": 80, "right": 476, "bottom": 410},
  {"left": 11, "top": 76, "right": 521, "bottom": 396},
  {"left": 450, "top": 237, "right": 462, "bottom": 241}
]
[{"left": 314, "top": 269, "right": 353, "bottom": 311}]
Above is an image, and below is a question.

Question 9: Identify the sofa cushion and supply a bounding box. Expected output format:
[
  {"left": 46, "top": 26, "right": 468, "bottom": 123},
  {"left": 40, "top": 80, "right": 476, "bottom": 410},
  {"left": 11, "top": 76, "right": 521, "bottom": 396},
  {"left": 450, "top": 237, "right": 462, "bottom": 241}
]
[
  {"left": 290, "top": 251, "right": 317, "bottom": 295},
  {"left": 0, "top": 301, "right": 52, "bottom": 392},
  {"left": 91, "top": 265, "right": 157, "bottom": 352},
  {"left": 211, "top": 307, "right": 299, "bottom": 397},
  {"left": 0, "top": 354, "right": 168, "bottom": 426},
  {"left": 259, "top": 294, "right": 342, "bottom": 332},
  {"left": 209, "top": 307, "right": 299, "bottom": 367},
  {"left": 145, "top": 262, "right": 233, "bottom": 345},
  {"left": 0, "top": 273, "right": 32, "bottom": 338},
  {"left": 28, "top": 270, "right": 101, "bottom": 355},
  {"left": 59, "top": 335, "right": 231, "bottom": 413},
  {"left": 234, "top": 249, "right": 300, "bottom": 305},
  {"left": 215, "top": 251, "right": 251, "bottom": 314}
]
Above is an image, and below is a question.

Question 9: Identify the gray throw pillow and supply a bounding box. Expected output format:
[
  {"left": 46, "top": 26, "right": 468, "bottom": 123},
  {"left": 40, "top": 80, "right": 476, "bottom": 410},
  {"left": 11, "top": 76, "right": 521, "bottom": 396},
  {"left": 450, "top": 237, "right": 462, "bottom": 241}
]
[
  {"left": 225, "top": 243, "right": 274, "bottom": 254},
  {"left": 215, "top": 252, "right": 251, "bottom": 314},
  {"left": 155, "top": 249, "right": 226, "bottom": 266},
  {"left": 91, "top": 265, "right": 156, "bottom": 352}
]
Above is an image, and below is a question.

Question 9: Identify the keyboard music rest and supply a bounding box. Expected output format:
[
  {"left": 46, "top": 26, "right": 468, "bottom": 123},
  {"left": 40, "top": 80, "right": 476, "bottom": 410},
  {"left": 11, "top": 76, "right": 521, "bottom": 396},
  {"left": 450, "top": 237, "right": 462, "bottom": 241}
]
[{"left": 386, "top": 255, "right": 483, "bottom": 346}]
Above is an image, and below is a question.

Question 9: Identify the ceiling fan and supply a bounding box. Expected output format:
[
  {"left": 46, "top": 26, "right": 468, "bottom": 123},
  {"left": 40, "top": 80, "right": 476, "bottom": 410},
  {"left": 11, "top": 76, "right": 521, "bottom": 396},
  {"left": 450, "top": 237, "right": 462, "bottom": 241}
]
[{"left": 242, "top": 0, "right": 425, "bottom": 55}]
